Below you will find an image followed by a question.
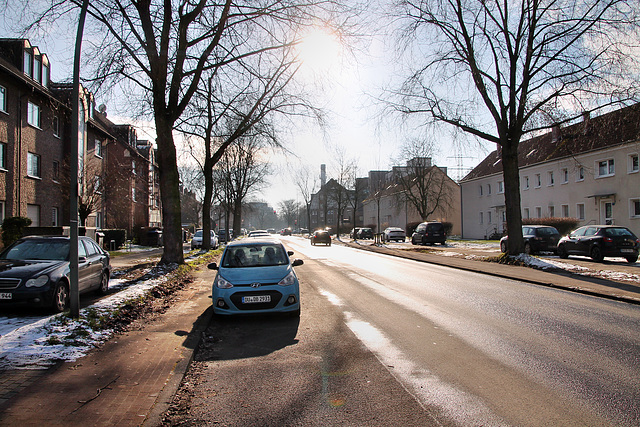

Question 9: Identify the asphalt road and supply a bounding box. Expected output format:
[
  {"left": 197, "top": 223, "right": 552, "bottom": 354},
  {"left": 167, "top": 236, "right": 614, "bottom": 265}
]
[{"left": 165, "top": 236, "right": 640, "bottom": 426}]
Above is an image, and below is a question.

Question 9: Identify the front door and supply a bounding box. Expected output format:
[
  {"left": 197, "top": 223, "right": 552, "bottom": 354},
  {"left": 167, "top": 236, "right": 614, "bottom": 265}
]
[{"left": 600, "top": 200, "right": 614, "bottom": 225}]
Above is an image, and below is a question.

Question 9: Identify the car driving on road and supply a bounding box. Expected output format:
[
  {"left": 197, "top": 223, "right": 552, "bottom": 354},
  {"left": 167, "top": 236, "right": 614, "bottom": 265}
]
[
  {"left": 0, "top": 236, "right": 111, "bottom": 312},
  {"left": 208, "top": 238, "right": 303, "bottom": 316},
  {"left": 557, "top": 225, "right": 639, "bottom": 263},
  {"left": 310, "top": 230, "right": 331, "bottom": 246}
]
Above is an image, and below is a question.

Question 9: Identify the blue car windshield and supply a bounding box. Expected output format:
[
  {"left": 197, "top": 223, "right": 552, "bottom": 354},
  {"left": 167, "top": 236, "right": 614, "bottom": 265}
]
[
  {"left": 1, "top": 240, "right": 70, "bottom": 261},
  {"left": 222, "top": 244, "right": 288, "bottom": 268}
]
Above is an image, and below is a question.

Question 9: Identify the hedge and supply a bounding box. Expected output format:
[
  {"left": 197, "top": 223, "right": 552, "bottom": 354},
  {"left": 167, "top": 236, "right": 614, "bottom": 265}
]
[{"left": 522, "top": 217, "right": 580, "bottom": 236}]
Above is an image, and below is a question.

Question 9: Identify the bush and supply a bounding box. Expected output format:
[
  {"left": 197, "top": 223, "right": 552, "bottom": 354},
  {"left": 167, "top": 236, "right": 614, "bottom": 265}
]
[
  {"left": 522, "top": 217, "right": 580, "bottom": 236},
  {"left": 1, "top": 217, "right": 32, "bottom": 247},
  {"left": 102, "top": 229, "right": 127, "bottom": 250}
]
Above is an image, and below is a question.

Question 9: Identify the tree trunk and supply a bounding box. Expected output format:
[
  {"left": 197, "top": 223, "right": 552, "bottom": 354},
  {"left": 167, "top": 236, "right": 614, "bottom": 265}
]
[
  {"left": 501, "top": 140, "right": 524, "bottom": 255},
  {"left": 233, "top": 199, "right": 242, "bottom": 238},
  {"left": 156, "top": 119, "right": 184, "bottom": 264},
  {"left": 202, "top": 158, "right": 214, "bottom": 249}
]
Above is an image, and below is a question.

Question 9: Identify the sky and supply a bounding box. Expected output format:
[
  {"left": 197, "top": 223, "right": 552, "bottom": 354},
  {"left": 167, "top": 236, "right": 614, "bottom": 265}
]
[{"left": 0, "top": 3, "right": 490, "bottom": 210}]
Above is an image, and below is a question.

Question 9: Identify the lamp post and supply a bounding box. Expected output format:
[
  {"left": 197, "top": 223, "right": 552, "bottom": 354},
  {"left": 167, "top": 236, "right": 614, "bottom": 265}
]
[{"left": 70, "top": 0, "right": 89, "bottom": 318}]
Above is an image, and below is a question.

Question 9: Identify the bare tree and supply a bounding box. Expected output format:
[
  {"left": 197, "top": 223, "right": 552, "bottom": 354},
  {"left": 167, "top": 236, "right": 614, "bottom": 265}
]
[
  {"left": 216, "top": 135, "right": 271, "bottom": 238},
  {"left": 393, "top": 139, "right": 453, "bottom": 221},
  {"left": 327, "top": 147, "right": 356, "bottom": 238},
  {"left": 278, "top": 199, "right": 300, "bottom": 228},
  {"left": 27, "top": 0, "right": 348, "bottom": 263},
  {"left": 60, "top": 155, "right": 105, "bottom": 227},
  {"left": 293, "top": 164, "right": 317, "bottom": 235},
  {"left": 391, "top": 0, "right": 640, "bottom": 254}
]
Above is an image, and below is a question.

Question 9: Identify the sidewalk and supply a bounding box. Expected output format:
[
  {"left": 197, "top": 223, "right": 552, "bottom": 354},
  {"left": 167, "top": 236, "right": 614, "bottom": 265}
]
[
  {"left": 0, "top": 241, "right": 637, "bottom": 427},
  {"left": 0, "top": 266, "right": 214, "bottom": 426}
]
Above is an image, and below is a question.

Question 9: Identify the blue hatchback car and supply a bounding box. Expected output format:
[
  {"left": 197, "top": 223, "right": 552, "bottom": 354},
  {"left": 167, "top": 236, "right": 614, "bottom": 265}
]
[{"left": 208, "top": 238, "right": 303, "bottom": 316}]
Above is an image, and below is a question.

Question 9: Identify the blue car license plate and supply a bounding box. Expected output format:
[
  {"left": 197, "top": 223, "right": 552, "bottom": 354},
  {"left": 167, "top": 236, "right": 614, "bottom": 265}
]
[{"left": 242, "top": 295, "right": 271, "bottom": 304}]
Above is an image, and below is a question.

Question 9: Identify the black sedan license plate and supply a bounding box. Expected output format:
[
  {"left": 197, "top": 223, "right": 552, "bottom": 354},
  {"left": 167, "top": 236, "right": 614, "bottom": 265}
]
[
  {"left": 0, "top": 293, "right": 12, "bottom": 300},
  {"left": 242, "top": 295, "right": 271, "bottom": 304}
]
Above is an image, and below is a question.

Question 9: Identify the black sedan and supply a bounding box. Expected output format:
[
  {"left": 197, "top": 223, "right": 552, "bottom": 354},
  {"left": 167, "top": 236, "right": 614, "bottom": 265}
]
[
  {"left": 557, "top": 225, "right": 639, "bottom": 263},
  {"left": 500, "top": 225, "right": 561, "bottom": 254},
  {"left": 310, "top": 230, "right": 331, "bottom": 246},
  {"left": 0, "top": 236, "right": 111, "bottom": 312}
]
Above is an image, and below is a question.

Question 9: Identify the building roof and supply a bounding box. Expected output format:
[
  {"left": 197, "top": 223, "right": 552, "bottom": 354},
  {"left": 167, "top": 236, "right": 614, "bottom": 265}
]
[{"left": 461, "top": 103, "right": 640, "bottom": 182}]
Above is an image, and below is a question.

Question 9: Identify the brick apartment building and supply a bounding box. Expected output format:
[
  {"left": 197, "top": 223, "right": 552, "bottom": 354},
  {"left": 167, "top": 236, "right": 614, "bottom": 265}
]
[{"left": 0, "top": 38, "right": 160, "bottom": 240}]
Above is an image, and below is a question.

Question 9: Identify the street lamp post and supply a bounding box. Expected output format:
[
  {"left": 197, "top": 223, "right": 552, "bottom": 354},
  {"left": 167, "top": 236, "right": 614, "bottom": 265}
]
[{"left": 70, "top": 0, "right": 89, "bottom": 318}]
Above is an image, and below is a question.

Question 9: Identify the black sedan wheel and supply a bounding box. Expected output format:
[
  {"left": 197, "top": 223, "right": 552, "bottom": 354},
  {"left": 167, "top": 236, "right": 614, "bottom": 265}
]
[
  {"left": 626, "top": 254, "right": 638, "bottom": 264},
  {"left": 53, "top": 282, "right": 70, "bottom": 313},
  {"left": 97, "top": 273, "right": 109, "bottom": 295},
  {"left": 590, "top": 246, "right": 604, "bottom": 262},
  {"left": 524, "top": 242, "right": 532, "bottom": 255},
  {"left": 557, "top": 244, "right": 568, "bottom": 259}
]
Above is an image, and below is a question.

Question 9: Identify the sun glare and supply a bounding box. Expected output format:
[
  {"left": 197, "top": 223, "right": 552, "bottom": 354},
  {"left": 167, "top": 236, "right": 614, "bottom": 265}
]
[{"left": 297, "top": 27, "right": 343, "bottom": 75}]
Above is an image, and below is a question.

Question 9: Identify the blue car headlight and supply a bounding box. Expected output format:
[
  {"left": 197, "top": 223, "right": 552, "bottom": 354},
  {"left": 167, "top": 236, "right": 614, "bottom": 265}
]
[
  {"left": 278, "top": 271, "right": 296, "bottom": 286},
  {"left": 25, "top": 275, "right": 49, "bottom": 288},
  {"left": 214, "top": 275, "right": 233, "bottom": 289}
]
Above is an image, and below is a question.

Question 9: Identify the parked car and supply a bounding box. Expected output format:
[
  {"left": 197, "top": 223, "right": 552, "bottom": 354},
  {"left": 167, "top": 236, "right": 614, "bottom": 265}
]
[
  {"left": 311, "top": 230, "right": 332, "bottom": 246},
  {"left": 500, "top": 225, "right": 560, "bottom": 254},
  {"left": 191, "top": 229, "right": 218, "bottom": 250},
  {"left": 0, "top": 236, "right": 111, "bottom": 312},
  {"left": 349, "top": 228, "right": 361, "bottom": 239},
  {"left": 357, "top": 227, "right": 374, "bottom": 239},
  {"left": 383, "top": 227, "right": 406, "bottom": 242},
  {"left": 207, "top": 238, "right": 303, "bottom": 316},
  {"left": 248, "top": 230, "right": 271, "bottom": 238},
  {"left": 411, "top": 222, "right": 446, "bottom": 245},
  {"left": 557, "top": 225, "right": 639, "bottom": 263}
]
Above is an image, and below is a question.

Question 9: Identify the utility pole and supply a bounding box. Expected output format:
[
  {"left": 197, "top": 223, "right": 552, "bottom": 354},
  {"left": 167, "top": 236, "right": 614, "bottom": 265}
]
[{"left": 70, "top": 0, "right": 89, "bottom": 318}]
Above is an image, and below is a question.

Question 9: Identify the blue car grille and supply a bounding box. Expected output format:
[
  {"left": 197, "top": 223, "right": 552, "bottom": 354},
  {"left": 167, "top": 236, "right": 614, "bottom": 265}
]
[
  {"left": 230, "top": 290, "right": 282, "bottom": 310},
  {"left": 0, "top": 278, "right": 21, "bottom": 290},
  {"left": 234, "top": 282, "right": 278, "bottom": 287}
]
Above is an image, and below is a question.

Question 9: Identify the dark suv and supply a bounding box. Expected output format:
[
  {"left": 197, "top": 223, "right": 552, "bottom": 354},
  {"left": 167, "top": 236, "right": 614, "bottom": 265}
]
[
  {"left": 500, "top": 225, "right": 560, "bottom": 254},
  {"left": 411, "top": 222, "right": 446, "bottom": 245}
]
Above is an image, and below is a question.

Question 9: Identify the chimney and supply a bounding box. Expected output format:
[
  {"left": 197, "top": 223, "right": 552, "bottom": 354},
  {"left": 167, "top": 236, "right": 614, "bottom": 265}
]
[
  {"left": 551, "top": 125, "right": 561, "bottom": 143},
  {"left": 320, "top": 164, "right": 326, "bottom": 186}
]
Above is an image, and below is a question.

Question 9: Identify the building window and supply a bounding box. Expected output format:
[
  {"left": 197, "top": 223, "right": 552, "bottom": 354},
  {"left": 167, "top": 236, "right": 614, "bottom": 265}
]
[
  {"left": 577, "top": 203, "right": 585, "bottom": 220},
  {"left": 53, "top": 116, "right": 60, "bottom": 137},
  {"left": 27, "top": 204, "right": 40, "bottom": 227},
  {"left": 548, "top": 171, "right": 554, "bottom": 186},
  {"left": 561, "top": 168, "right": 568, "bottom": 184},
  {"left": 0, "top": 201, "right": 4, "bottom": 225},
  {"left": 629, "top": 154, "right": 639, "bottom": 174},
  {"left": 34, "top": 56, "right": 41, "bottom": 83},
  {"left": 497, "top": 181, "right": 504, "bottom": 193},
  {"left": 132, "top": 186, "right": 136, "bottom": 202},
  {"left": 27, "top": 101, "right": 41, "bottom": 128},
  {"left": 0, "top": 142, "right": 6, "bottom": 170},
  {"left": 479, "top": 185, "right": 483, "bottom": 196},
  {"left": 535, "top": 206, "right": 542, "bottom": 218},
  {"left": 487, "top": 211, "right": 492, "bottom": 223},
  {"left": 52, "top": 207, "right": 59, "bottom": 226},
  {"left": 52, "top": 161, "right": 59, "bottom": 182},
  {"left": 597, "top": 159, "right": 615, "bottom": 178},
  {"left": 523, "top": 176, "right": 529, "bottom": 190},
  {"left": 27, "top": 152, "right": 41, "bottom": 178},
  {"left": 562, "top": 204, "right": 569, "bottom": 217},
  {"left": 0, "top": 85, "right": 6, "bottom": 112},
  {"left": 23, "top": 50, "right": 33, "bottom": 77},
  {"left": 630, "top": 199, "right": 640, "bottom": 218},
  {"left": 95, "top": 139, "right": 103, "bottom": 157},
  {"left": 577, "top": 166, "right": 585, "bottom": 182},
  {"left": 96, "top": 212, "right": 103, "bottom": 229},
  {"left": 479, "top": 212, "right": 483, "bottom": 224},
  {"left": 535, "top": 173, "right": 541, "bottom": 188},
  {"left": 548, "top": 205, "right": 555, "bottom": 217},
  {"left": 487, "top": 184, "right": 492, "bottom": 195},
  {"left": 523, "top": 207, "right": 530, "bottom": 219}
]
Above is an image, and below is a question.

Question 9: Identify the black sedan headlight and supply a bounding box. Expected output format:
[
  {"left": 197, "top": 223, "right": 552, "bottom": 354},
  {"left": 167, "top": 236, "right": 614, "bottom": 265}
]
[{"left": 25, "top": 275, "right": 49, "bottom": 288}]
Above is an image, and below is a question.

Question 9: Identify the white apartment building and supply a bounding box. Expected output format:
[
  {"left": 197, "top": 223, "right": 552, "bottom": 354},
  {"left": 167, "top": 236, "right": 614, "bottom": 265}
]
[{"left": 460, "top": 104, "right": 640, "bottom": 239}]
